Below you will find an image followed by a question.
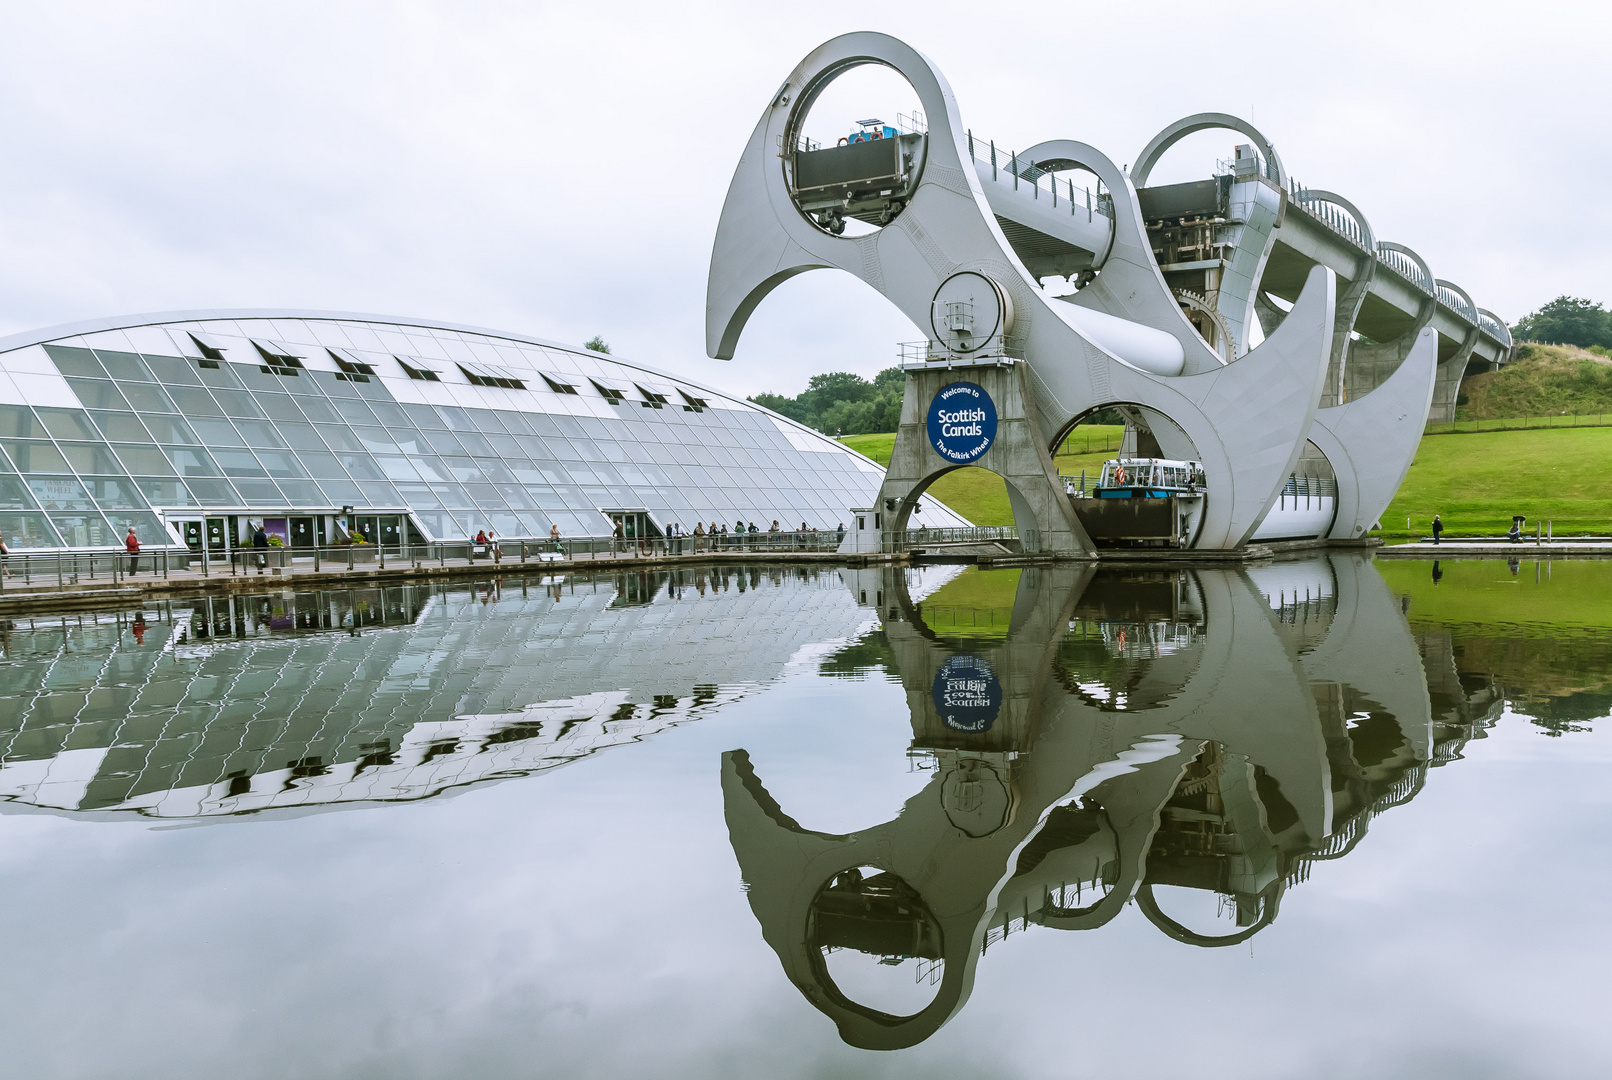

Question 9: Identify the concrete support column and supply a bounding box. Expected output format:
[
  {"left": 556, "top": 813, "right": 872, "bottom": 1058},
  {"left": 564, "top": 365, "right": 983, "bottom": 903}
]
[
  {"left": 877, "top": 361, "right": 1094, "bottom": 557},
  {"left": 1427, "top": 328, "right": 1479, "bottom": 424}
]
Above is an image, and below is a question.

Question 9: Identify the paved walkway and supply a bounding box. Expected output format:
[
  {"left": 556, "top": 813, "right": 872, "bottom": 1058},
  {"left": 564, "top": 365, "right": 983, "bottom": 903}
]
[
  {"left": 1376, "top": 541, "right": 1612, "bottom": 558},
  {"left": 0, "top": 547, "right": 896, "bottom": 613}
]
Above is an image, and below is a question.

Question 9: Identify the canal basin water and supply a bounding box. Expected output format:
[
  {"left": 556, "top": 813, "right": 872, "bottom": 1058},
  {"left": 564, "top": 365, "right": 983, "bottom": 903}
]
[{"left": 0, "top": 556, "right": 1607, "bottom": 1078}]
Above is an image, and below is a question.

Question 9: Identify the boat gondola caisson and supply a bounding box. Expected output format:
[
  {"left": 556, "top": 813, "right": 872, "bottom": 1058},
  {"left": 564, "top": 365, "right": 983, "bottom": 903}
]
[
  {"left": 1068, "top": 455, "right": 1338, "bottom": 548},
  {"left": 1068, "top": 457, "right": 1207, "bottom": 549}
]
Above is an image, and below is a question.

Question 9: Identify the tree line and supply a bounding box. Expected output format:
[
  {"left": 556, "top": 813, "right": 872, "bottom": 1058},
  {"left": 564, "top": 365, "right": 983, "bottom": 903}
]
[
  {"left": 1511, "top": 297, "right": 1612, "bottom": 351},
  {"left": 749, "top": 369, "right": 907, "bottom": 435}
]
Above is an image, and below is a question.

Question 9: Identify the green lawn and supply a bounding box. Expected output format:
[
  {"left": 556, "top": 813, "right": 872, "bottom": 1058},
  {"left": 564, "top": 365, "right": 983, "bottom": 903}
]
[
  {"left": 845, "top": 425, "right": 1612, "bottom": 540},
  {"left": 1381, "top": 426, "right": 1612, "bottom": 542}
]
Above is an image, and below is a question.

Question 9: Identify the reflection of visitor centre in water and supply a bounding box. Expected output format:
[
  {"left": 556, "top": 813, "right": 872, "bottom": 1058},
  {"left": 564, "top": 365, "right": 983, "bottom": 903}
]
[{"left": 0, "top": 313, "right": 962, "bottom": 554}]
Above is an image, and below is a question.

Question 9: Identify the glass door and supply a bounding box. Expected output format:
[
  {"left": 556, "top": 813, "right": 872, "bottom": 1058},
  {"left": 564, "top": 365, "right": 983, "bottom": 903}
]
[{"left": 378, "top": 516, "right": 401, "bottom": 549}]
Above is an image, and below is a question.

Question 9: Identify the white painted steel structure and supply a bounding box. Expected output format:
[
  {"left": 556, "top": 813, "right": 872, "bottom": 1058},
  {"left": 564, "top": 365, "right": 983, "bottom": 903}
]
[{"left": 707, "top": 33, "right": 1506, "bottom": 549}]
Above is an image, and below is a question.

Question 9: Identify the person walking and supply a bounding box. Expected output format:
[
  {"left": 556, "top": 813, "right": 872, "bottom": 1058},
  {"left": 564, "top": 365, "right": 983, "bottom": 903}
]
[
  {"left": 251, "top": 524, "right": 268, "bottom": 573},
  {"left": 549, "top": 523, "right": 561, "bottom": 553},
  {"left": 1431, "top": 514, "right": 1443, "bottom": 545},
  {"left": 0, "top": 535, "right": 10, "bottom": 578},
  {"left": 694, "top": 521, "right": 706, "bottom": 553},
  {"left": 611, "top": 518, "right": 624, "bottom": 553}
]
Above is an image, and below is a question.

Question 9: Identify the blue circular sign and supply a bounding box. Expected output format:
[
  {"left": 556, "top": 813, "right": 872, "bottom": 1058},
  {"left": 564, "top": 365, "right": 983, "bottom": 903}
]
[
  {"left": 927, "top": 382, "right": 997, "bottom": 464},
  {"left": 932, "top": 654, "right": 1003, "bottom": 733}
]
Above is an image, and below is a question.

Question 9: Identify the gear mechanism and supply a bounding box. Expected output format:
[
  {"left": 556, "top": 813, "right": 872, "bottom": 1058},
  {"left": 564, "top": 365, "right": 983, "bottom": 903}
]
[{"left": 1173, "top": 288, "right": 1238, "bottom": 363}]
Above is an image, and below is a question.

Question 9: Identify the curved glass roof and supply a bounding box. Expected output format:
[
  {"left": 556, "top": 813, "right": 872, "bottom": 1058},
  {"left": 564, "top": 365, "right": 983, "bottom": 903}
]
[{"left": 0, "top": 311, "right": 961, "bottom": 549}]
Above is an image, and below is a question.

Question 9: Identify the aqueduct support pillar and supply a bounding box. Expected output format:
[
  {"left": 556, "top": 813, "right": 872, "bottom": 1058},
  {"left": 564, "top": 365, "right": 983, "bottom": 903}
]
[{"left": 876, "top": 361, "right": 1095, "bottom": 557}]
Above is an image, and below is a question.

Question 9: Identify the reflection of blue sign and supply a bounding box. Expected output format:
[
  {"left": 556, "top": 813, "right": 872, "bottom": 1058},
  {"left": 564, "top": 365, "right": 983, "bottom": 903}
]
[
  {"left": 927, "top": 382, "right": 997, "bottom": 464},
  {"left": 932, "top": 654, "right": 1003, "bottom": 732}
]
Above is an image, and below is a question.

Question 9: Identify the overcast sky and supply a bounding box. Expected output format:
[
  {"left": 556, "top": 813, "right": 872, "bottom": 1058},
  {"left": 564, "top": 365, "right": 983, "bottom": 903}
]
[{"left": 0, "top": 1, "right": 1603, "bottom": 398}]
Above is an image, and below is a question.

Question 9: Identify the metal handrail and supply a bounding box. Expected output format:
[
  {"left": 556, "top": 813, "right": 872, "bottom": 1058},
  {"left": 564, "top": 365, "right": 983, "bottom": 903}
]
[
  {"left": 896, "top": 339, "right": 1022, "bottom": 369},
  {"left": 0, "top": 547, "right": 182, "bottom": 592},
  {"left": 965, "top": 130, "right": 1112, "bottom": 219},
  {"left": 1436, "top": 284, "right": 1478, "bottom": 323},
  {"left": 1279, "top": 474, "right": 1338, "bottom": 498},
  {"left": 1290, "top": 187, "right": 1372, "bottom": 252},
  {"left": 882, "top": 526, "right": 1017, "bottom": 553},
  {"left": 1375, "top": 245, "right": 1435, "bottom": 295},
  {"left": 0, "top": 532, "right": 864, "bottom": 592}
]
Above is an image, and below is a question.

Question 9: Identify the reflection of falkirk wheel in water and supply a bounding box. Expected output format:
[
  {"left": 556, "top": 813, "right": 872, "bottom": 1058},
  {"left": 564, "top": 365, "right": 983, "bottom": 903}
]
[
  {"left": 707, "top": 33, "right": 1502, "bottom": 552},
  {"left": 722, "top": 556, "right": 1435, "bottom": 1049}
]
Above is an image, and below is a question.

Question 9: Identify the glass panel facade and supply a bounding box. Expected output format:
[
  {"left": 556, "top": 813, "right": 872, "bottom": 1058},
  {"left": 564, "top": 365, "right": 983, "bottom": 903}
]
[
  {"left": 50, "top": 511, "right": 116, "bottom": 547},
  {"left": 2, "top": 315, "right": 936, "bottom": 549},
  {"left": 0, "top": 511, "right": 60, "bottom": 547}
]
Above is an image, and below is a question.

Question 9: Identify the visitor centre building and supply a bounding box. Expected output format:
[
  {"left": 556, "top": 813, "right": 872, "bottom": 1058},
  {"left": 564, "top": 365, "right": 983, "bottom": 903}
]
[{"left": 0, "top": 311, "right": 959, "bottom": 553}]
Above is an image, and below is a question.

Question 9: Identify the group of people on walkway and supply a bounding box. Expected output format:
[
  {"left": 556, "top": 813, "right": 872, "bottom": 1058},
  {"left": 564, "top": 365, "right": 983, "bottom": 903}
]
[
  {"left": 658, "top": 520, "right": 842, "bottom": 554},
  {"left": 0, "top": 513, "right": 857, "bottom": 582}
]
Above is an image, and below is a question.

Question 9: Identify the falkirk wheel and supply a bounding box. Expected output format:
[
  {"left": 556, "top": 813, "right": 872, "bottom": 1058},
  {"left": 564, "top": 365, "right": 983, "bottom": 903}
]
[
  {"left": 706, "top": 33, "right": 1509, "bottom": 555},
  {"left": 723, "top": 556, "right": 1439, "bottom": 1049}
]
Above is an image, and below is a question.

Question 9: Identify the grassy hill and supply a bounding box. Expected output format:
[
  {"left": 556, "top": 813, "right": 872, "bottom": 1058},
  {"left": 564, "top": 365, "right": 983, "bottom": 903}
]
[
  {"left": 1458, "top": 343, "right": 1612, "bottom": 420},
  {"left": 846, "top": 423, "right": 1612, "bottom": 542}
]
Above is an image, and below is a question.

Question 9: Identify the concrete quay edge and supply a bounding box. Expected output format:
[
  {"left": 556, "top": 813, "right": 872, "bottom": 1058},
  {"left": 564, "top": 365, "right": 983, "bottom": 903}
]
[
  {"left": 1375, "top": 542, "right": 1612, "bottom": 559},
  {"left": 0, "top": 550, "right": 911, "bottom": 615}
]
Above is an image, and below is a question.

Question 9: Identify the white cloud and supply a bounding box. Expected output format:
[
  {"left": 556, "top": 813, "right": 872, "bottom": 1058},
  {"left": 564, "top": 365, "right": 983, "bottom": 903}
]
[{"left": 0, "top": 0, "right": 1603, "bottom": 400}]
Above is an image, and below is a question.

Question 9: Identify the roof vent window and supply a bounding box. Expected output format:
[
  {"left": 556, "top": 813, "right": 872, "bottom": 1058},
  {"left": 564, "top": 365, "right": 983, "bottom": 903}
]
[
  {"left": 183, "top": 331, "right": 228, "bottom": 367},
  {"left": 327, "top": 348, "right": 376, "bottom": 382},
  {"left": 635, "top": 384, "right": 670, "bottom": 410},
  {"left": 398, "top": 357, "right": 441, "bottom": 382},
  {"left": 590, "top": 379, "right": 627, "bottom": 405},
  {"left": 456, "top": 361, "right": 526, "bottom": 390},
  {"left": 252, "top": 339, "right": 306, "bottom": 377},
  {"left": 541, "top": 373, "right": 579, "bottom": 395}
]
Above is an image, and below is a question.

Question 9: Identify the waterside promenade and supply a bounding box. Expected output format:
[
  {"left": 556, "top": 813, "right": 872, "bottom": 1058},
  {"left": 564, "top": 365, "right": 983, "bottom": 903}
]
[
  {"left": 0, "top": 540, "right": 898, "bottom": 615},
  {"left": 1375, "top": 540, "right": 1612, "bottom": 559}
]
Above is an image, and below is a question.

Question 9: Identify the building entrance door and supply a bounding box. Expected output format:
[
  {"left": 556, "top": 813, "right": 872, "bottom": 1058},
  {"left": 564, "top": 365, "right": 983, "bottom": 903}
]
[
  {"left": 289, "top": 517, "right": 316, "bottom": 548},
  {"left": 205, "top": 518, "right": 228, "bottom": 551},
  {"left": 603, "top": 510, "right": 661, "bottom": 545},
  {"left": 181, "top": 521, "right": 203, "bottom": 549},
  {"left": 377, "top": 516, "right": 401, "bottom": 548},
  {"left": 355, "top": 516, "right": 378, "bottom": 544}
]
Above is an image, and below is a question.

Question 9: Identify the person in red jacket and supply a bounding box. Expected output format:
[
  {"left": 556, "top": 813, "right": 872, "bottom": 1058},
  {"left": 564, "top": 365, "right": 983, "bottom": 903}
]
[{"left": 124, "top": 527, "right": 140, "bottom": 576}]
